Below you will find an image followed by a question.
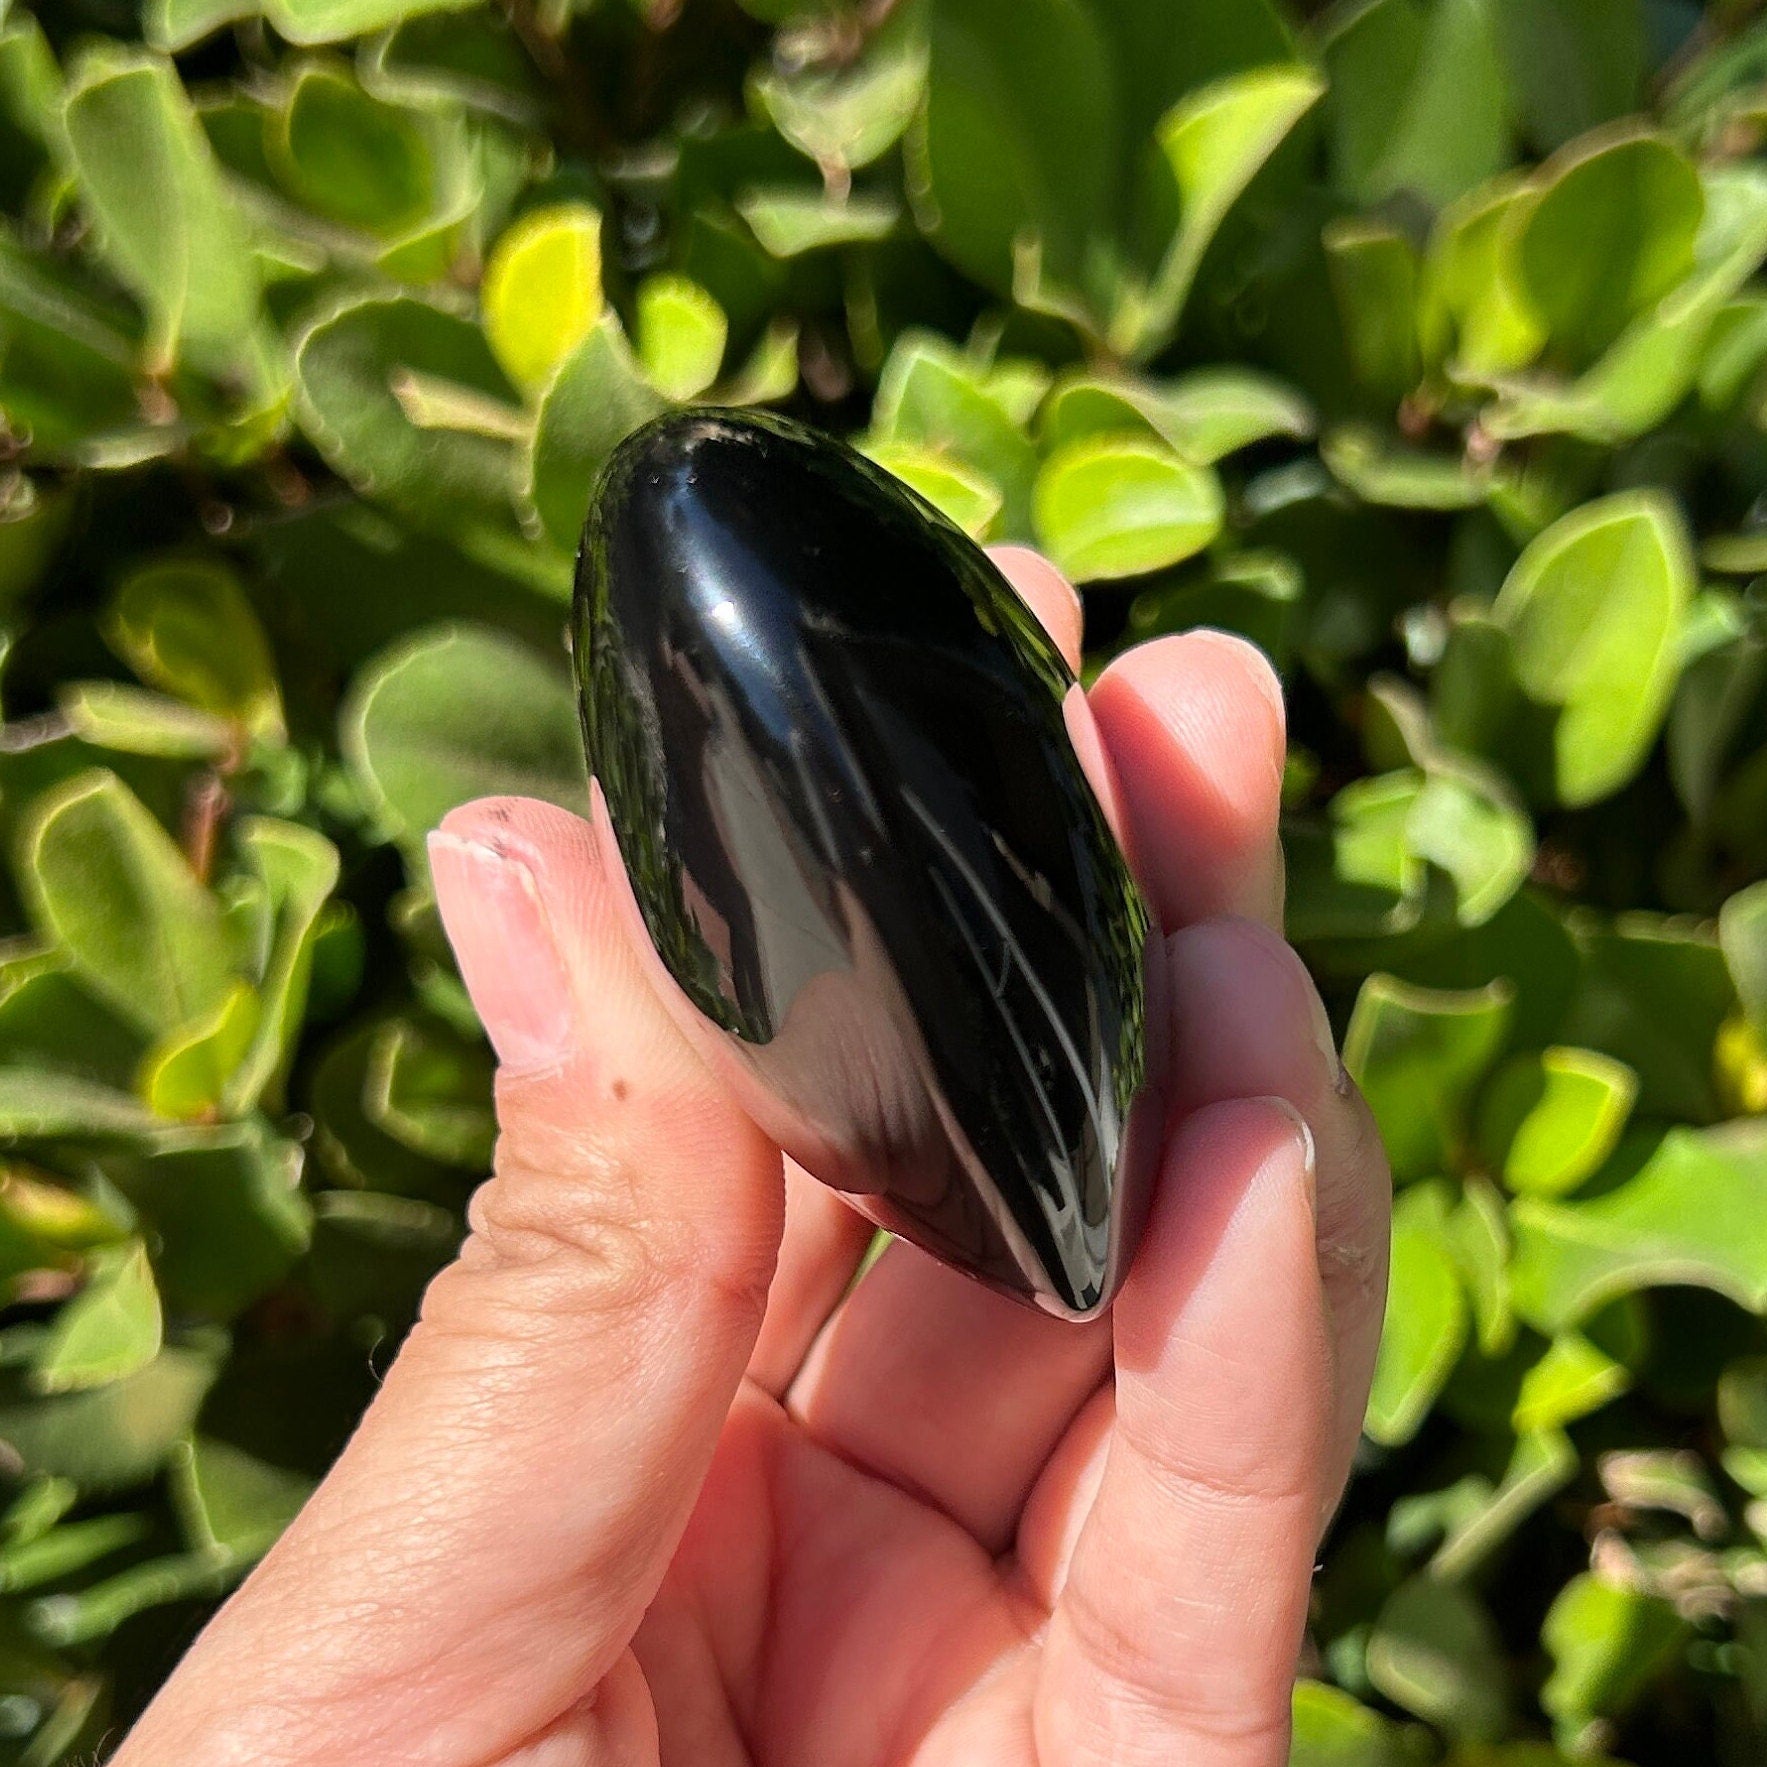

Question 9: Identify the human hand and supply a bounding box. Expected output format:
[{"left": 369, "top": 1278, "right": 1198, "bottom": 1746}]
[{"left": 114, "top": 549, "right": 1391, "bottom": 1767}]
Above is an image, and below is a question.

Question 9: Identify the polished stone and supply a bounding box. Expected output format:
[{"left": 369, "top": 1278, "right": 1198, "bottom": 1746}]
[{"left": 574, "top": 409, "right": 1162, "bottom": 1318}]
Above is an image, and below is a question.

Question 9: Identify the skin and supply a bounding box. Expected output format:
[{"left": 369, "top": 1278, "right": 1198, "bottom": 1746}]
[{"left": 112, "top": 548, "right": 1391, "bottom": 1767}]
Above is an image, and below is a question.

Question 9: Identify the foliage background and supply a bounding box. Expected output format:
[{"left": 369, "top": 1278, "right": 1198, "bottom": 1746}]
[{"left": 1, "top": 0, "right": 1767, "bottom": 1758}]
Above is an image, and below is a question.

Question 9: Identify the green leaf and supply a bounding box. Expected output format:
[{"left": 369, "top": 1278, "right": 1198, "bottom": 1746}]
[
  {"left": 1512, "top": 130, "right": 1704, "bottom": 366},
  {"left": 1490, "top": 491, "right": 1694, "bottom": 808},
  {"left": 1492, "top": 0, "right": 1645, "bottom": 152},
  {"left": 0, "top": 227, "right": 143, "bottom": 459},
  {"left": 635, "top": 273, "right": 727, "bottom": 401},
  {"left": 224, "top": 818, "right": 341, "bottom": 1115},
  {"left": 1368, "top": 1180, "right": 1469, "bottom": 1446},
  {"left": 137, "top": 980, "right": 258, "bottom": 1121},
  {"left": 524, "top": 315, "right": 664, "bottom": 553},
  {"left": 104, "top": 557, "right": 283, "bottom": 740},
  {"left": 1345, "top": 975, "right": 1512, "bottom": 1182},
  {"left": 1031, "top": 436, "right": 1223, "bottom": 582},
  {"left": 715, "top": 316, "right": 799, "bottom": 407},
  {"left": 1039, "top": 366, "right": 1313, "bottom": 464},
  {"left": 752, "top": 6, "right": 927, "bottom": 173},
  {"left": 61, "top": 47, "right": 273, "bottom": 393},
  {"left": 341, "top": 623, "right": 586, "bottom": 852},
  {"left": 1324, "top": 218, "right": 1422, "bottom": 405},
  {"left": 1477, "top": 1047, "right": 1638, "bottom": 1198},
  {"left": 1421, "top": 174, "right": 1546, "bottom": 378},
  {"left": 0, "top": 1170, "right": 127, "bottom": 1291},
  {"left": 56, "top": 684, "right": 234, "bottom": 760},
  {"left": 905, "top": 0, "right": 1115, "bottom": 299},
  {"left": 1405, "top": 768, "right": 1535, "bottom": 929},
  {"left": 1479, "top": 163, "right": 1767, "bottom": 443},
  {"left": 0, "top": 1071, "right": 159, "bottom": 1144},
  {"left": 118, "top": 1133, "right": 310, "bottom": 1318},
  {"left": 863, "top": 442, "right": 1003, "bottom": 540},
  {"left": 364, "top": 1016, "right": 494, "bottom": 1167},
  {"left": 1541, "top": 1573, "right": 1687, "bottom": 1749},
  {"left": 19, "top": 770, "right": 233, "bottom": 1039},
  {"left": 734, "top": 187, "right": 900, "bottom": 257},
  {"left": 262, "top": 0, "right": 478, "bottom": 46},
  {"left": 1512, "top": 1329, "right": 1631, "bottom": 1433},
  {"left": 481, "top": 202, "right": 604, "bottom": 393},
  {"left": 1322, "top": 0, "right": 1511, "bottom": 209},
  {"left": 1720, "top": 1357, "right": 1767, "bottom": 1471},
  {"left": 1367, "top": 1572, "right": 1509, "bottom": 1740},
  {"left": 1450, "top": 1173, "right": 1515, "bottom": 1357},
  {"left": 1511, "top": 1120, "right": 1767, "bottom": 1332},
  {"left": 1290, "top": 1680, "right": 1407, "bottom": 1767},
  {"left": 1286, "top": 772, "right": 1429, "bottom": 946},
  {"left": 1125, "top": 547, "right": 1302, "bottom": 665},
  {"left": 1431, "top": 1428, "right": 1578, "bottom": 1581},
  {"left": 0, "top": 1512, "right": 150, "bottom": 1593},
  {"left": 1721, "top": 880, "right": 1767, "bottom": 1038},
  {"left": 170, "top": 1435, "right": 311, "bottom": 1561},
  {"left": 1129, "top": 64, "right": 1325, "bottom": 361},
  {"left": 1559, "top": 915, "right": 1732, "bottom": 1122},
  {"left": 0, "top": 1330, "right": 221, "bottom": 1490},
  {"left": 869, "top": 335, "right": 1037, "bottom": 536},
  {"left": 267, "top": 62, "right": 432, "bottom": 237},
  {"left": 144, "top": 0, "right": 259, "bottom": 51},
  {"left": 294, "top": 291, "right": 524, "bottom": 538},
  {"left": 28, "top": 1547, "right": 237, "bottom": 1645},
  {"left": 32, "top": 1244, "right": 161, "bottom": 1395},
  {"left": 1322, "top": 424, "right": 1494, "bottom": 511}
]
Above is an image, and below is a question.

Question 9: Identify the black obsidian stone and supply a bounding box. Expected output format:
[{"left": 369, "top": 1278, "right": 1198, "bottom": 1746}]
[{"left": 574, "top": 409, "right": 1163, "bottom": 1318}]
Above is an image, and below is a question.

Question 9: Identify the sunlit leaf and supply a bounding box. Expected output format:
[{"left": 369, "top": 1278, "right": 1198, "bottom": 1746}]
[
  {"left": 31, "top": 1243, "right": 161, "bottom": 1395},
  {"left": 481, "top": 202, "right": 604, "bottom": 393}
]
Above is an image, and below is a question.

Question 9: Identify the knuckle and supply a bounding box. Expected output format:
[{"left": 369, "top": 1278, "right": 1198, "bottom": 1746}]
[
  {"left": 1059, "top": 1582, "right": 1297, "bottom": 1761},
  {"left": 1116, "top": 1398, "right": 1321, "bottom": 1518}
]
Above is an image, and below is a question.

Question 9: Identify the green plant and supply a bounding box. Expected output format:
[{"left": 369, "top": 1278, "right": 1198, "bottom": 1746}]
[{"left": 1, "top": 0, "right": 1766, "bottom": 1758}]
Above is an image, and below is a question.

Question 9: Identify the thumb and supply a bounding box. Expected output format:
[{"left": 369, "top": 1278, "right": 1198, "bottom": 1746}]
[{"left": 119, "top": 796, "right": 784, "bottom": 1767}]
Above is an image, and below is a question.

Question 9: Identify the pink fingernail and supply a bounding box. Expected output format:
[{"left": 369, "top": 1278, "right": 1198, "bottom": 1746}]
[
  {"left": 1263, "top": 1095, "right": 1318, "bottom": 1217},
  {"left": 428, "top": 832, "right": 574, "bottom": 1076}
]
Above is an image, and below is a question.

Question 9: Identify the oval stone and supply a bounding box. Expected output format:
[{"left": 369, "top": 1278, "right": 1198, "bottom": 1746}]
[{"left": 574, "top": 409, "right": 1163, "bottom": 1318}]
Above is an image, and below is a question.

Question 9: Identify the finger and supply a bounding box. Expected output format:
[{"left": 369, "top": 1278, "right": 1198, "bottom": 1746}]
[
  {"left": 1038, "top": 1097, "right": 1329, "bottom": 1767},
  {"left": 787, "top": 1238, "right": 1113, "bottom": 1549},
  {"left": 1014, "top": 1381, "right": 1114, "bottom": 1604},
  {"left": 1089, "top": 630, "right": 1286, "bottom": 930},
  {"left": 119, "top": 797, "right": 783, "bottom": 1767},
  {"left": 746, "top": 1159, "right": 876, "bottom": 1396},
  {"left": 1166, "top": 916, "right": 1391, "bottom": 1517},
  {"left": 989, "top": 543, "right": 1084, "bottom": 670}
]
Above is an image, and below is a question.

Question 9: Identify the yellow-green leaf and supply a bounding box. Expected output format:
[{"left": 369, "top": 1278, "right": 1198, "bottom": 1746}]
[
  {"left": 635, "top": 273, "right": 727, "bottom": 402},
  {"left": 481, "top": 202, "right": 604, "bottom": 393},
  {"left": 1032, "top": 436, "right": 1223, "bottom": 582},
  {"left": 32, "top": 1243, "right": 162, "bottom": 1395}
]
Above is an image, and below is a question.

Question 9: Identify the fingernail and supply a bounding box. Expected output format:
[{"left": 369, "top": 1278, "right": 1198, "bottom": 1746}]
[
  {"left": 1304, "top": 978, "right": 1351, "bottom": 1097},
  {"left": 429, "top": 831, "right": 574, "bottom": 1076},
  {"left": 1262, "top": 1095, "right": 1317, "bottom": 1217}
]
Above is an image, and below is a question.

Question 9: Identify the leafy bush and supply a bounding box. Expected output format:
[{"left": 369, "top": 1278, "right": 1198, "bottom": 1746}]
[{"left": 1, "top": 0, "right": 1766, "bottom": 1758}]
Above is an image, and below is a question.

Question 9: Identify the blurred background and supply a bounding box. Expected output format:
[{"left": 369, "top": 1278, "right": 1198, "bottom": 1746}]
[{"left": 1, "top": 0, "right": 1766, "bottom": 1759}]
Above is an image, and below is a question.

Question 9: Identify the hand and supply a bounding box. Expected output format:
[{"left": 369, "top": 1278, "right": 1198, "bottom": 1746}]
[{"left": 114, "top": 549, "right": 1390, "bottom": 1767}]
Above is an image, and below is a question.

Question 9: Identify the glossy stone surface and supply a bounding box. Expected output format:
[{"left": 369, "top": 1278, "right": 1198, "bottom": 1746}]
[{"left": 574, "top": 410, "right": 1162, "bottom": 1318}]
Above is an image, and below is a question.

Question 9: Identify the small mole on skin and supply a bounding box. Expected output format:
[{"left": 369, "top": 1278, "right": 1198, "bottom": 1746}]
[{"left": 611, "top": 1078, "right": 631, "bottom": 1102}]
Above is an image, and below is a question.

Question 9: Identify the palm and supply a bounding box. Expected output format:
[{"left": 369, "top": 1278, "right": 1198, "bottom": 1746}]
[
  {"left": 625, "top": 1147, "right": 1327, "bottom": 1767},
  {"left": 645, "top": 1381, "right": 1052, "bottom": 1765}
]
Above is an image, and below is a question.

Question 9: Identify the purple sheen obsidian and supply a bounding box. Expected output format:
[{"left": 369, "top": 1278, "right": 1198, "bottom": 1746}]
[{"left": 573, "top": 409, "right": 1164, "bottom": 1319}]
